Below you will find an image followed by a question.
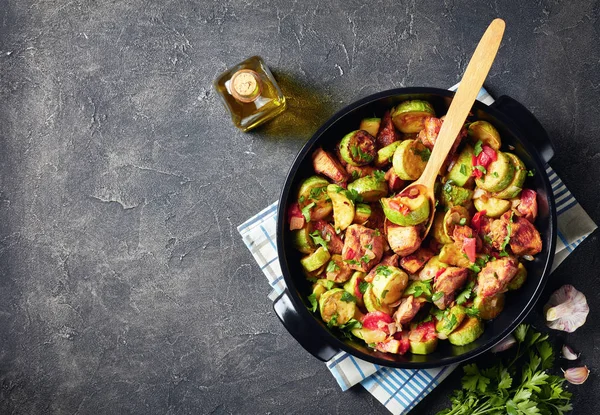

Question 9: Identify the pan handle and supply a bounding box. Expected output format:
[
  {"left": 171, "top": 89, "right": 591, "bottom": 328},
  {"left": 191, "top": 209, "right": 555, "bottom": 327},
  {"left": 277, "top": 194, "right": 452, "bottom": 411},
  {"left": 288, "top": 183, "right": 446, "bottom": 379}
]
[
  {"left": 490, "top": 95, "right": 555, "bottom": 164},
  {"left": 273, "top": 289, "right": 339, "bottom": 362}
]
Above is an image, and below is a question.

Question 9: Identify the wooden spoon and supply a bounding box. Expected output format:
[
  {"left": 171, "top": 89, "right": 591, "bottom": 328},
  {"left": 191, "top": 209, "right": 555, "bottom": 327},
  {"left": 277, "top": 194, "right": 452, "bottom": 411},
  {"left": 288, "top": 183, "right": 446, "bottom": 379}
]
[{"left": 401, "top": 18, "right": 505, "bottom": 236}]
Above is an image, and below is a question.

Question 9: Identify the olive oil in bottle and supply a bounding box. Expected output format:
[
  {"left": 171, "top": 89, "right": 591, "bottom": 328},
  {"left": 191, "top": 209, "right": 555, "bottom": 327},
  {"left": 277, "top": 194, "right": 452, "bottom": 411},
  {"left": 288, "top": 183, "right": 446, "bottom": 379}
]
[{"left": 214, "top": 56, "right": 286, "bottom": 132}]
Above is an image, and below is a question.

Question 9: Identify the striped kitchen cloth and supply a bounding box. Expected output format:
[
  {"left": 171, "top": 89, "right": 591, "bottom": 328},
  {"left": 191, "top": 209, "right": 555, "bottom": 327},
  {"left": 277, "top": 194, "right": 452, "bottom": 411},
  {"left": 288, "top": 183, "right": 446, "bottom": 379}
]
[{"left": 237, "top": 88, "right": 597, "bottom": 415}]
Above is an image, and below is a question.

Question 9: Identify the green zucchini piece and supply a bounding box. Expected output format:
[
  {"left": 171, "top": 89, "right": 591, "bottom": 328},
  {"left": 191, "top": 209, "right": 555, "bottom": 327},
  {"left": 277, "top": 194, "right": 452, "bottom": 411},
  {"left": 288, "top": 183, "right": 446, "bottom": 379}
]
[
  {"left": 351, "top": 326, "right": 387, "bottom": 344},
  {"left": 291, "top": 226, "right": 316, "bottom": 254},
  {"left": 391, "top": 100, "right": 436, "bottom": 133},
  {"left": 446, "top": 145, "right": 474, "bottom": 186},
  {"left": 359, "top": 118, "right": 381, "bottom": 138},
  {"left": 507, "top": 262, "right": 527, "bottom": 291},
  {"left": 433, "top": 212, "right": 453, "bottom": 245},
  {"left": 347, "top": 176, "right": 388, "bottom": 202},
  {"left": 473, "top": 196, "right": 511, "bottom": 218},
  {"left": 439, "top": 243, "right": 473, "bottom": 268},
  {"left": 343, "top": 271, "right": 366, "bottom": 308},
  {"left": 440, "top": 183, "right": 474, "bottom": 209},
  {"left": 304, "top": 263, "right": 326, "bottom": 279},
  {"left": 298, "top": 176, "right": 333, "bottom": 220},
  {"left": 327, "top": 184, "right": 355, "bottom": 231},
  {"left": 363, "top": 285, "right": 394, "bottom": 315},
  {"left": 353, "top": 203, "right": 372, "bottom": 225},
  {"left": 410, "top": 337, "right": 438, "bottom": 355},
  {"left": 339, "top": 130, "right": 376, "bottom": 166},
  {"left": 435, "top": 305, "right": 466, "bottom": 337},
  {"left": 475, "top": 152, "right": 515, "bottom": 192},
  {"left": 375, "top": 141, "right": 401, "bottom": 167},
  {"left": 311, "top": 283, "right": 328, "bottom": 301},
  {"left": 371, "top": 265, "right": 409, "bottom": 305},
  {"left": 473, "top": 293, "right": 505, "bottom": 320},
  {"left": 301, "top": 246, "right": 331, "bottom": 273},
  {"left": 319, "top": 288, "right": 357, "bottom": 326},
  {"left": 392, "top": 139, "right": 429, "bottom": 180},
  {"left": 419, "top": 256, "right": 449, "bottom": 281},
  {"left": 380, "top": 192, "right": 430, "bottom": 226},
  {"left": 468, "top": 121, "right": 502, "bottom": 150},
  {"left": 448, "top": 316, "right": 484, "bottom": 346},
  {"left": 493, "top": 153, "right": 527, "bottom": 199}
]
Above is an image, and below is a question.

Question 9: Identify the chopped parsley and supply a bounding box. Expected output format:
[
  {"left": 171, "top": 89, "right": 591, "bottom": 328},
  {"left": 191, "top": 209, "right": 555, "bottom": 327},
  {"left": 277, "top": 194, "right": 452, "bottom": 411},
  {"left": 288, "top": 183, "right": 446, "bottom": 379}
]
[
  {"left": 351, "top": 170, "right": 360, "bottom": 180},
  {"left": 404, "top": 280, "right": 432, "bottom": 298},
  {"left": 326, "top": 260, "right": 340, "bottom": 273},
  {"left": 340, "top": 292, "right": 356, "bottom": 303},
  {"left": 307, "top": 293, "right": 318, "bottom": 312},
  {"left": 298, "top": 196, "right": 305, "bottom": 204},
  {"left": 345, "top": 259, "right": 360, "bottom": 266},
  {"left": 323, "top": 280, "right": 335, "bottom": 290},
  {"left": 327, "top": 313, "right": 339, "bottom": 327},
  {"left": 347, "top": 189, "right": 363, "bottom": 203},
  {"left": 360, "top": 254, "right": 371, "bottom": 264},
  {"left": 492, "top": 171, "right": 499, "bottom": 178},
  {"left": 381, "top": 289, "right": 389, "bottom": 299},
  {"left": 443, "top": 180, "right": 455, "bottom": 194},
  {"left": 373, "top": 229, "right": 381, "bottom": 236},
  {"left": 475, "top": 165, "right": 487, "bottom": 174},
  {"left": 465, "top": 306, "right": 480, "bottom": 316},
  {"left": 431, "top": 291, "right": 444, "bottom": 302},
  {"left": 340, "top": 318, "right": 362, "bottom": 331},
  {"left": 376, "top": 265, "right": 392, "bottom": 277},
  {"left": 359, "top": 281, "right": 369, "bottom": 294},
  {"left": 412, "top": 146, "right": 431, "bottom": 162},
  {"left": 444, "top": 313, "right": 458, "bottom": 331},
  {"left": 459, "top": 163, "right": 467, "bottom": 176},
  {"left": 309, "top": 186, "right": 327, "bottom": 200},
  {"left": 310, "top": 231, "right": 329, "bottom": 250},
  {"left": 365, "top": 243, "right": 373, "bottom": 250},
  {"left": 455, "top": 281, "right": 475, "bottom": 305},
  {"left": 527, "top": 169, "right": 536, "bottom": 177},
  {"left": 459, "top": 218, "right": 467, "bottom": 226},
  {"left": 474, "top": 140, "right": 483, "bottom": 156},
  {"left": 301, "top": 202, "right": 315, "bottom": 221},
  {"left": 501, "top": 215, "right": 513, "bottom": 252},
  {"left": 374, "top": 170, "right": 386, "bottom": 182}
]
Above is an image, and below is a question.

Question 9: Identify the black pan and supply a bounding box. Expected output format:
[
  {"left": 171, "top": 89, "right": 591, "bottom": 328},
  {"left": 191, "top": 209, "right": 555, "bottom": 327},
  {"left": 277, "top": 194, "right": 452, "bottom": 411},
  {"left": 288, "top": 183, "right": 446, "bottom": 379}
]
[{"left": 273, "top": 87, "right": 556, "bottom": 368}]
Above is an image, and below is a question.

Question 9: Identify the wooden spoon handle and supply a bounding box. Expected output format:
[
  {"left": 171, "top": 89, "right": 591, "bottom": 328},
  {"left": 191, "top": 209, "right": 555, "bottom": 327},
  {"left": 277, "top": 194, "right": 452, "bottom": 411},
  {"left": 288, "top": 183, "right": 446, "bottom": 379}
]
[{"left": 418, "top": 18, "right": 505, "bottom": 188}]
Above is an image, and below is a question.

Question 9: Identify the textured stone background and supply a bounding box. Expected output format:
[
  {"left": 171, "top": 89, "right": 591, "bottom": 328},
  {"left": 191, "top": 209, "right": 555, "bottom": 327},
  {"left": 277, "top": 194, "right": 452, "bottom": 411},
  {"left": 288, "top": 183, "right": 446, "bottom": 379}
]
[{"left": 0, "top": 0, "right": 598, "bottom": 414}]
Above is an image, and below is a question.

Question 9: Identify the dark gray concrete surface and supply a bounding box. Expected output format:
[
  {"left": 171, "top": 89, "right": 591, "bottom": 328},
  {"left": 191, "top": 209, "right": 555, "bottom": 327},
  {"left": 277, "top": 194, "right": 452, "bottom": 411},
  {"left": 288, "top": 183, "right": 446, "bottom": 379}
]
[{"left": 0, "top": 0, "right": 598, "bottom": 414}]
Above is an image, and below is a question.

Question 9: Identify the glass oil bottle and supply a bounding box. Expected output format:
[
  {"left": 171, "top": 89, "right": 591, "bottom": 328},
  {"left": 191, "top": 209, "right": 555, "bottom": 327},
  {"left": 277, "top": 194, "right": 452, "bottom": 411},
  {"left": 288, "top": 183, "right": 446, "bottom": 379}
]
[{"left": 214, "top": 56, "right": 287, "bottom": 132}]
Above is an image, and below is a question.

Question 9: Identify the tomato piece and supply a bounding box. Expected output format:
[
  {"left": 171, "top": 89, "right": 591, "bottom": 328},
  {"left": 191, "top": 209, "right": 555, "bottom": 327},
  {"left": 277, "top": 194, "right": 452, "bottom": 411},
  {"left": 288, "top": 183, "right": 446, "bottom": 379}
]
[
  {"left": 362, "top": 311, "right": 394, "bottom": 332},
  {"left": 346, "top": 248, "right": 356, "bottom": 260},
  {"left": 477, "top": 150, "right": 491, "bottom": 168},
  {"left": 392, "top": 332, "right": 411, "bottom": 355},
  {"left": 354, "top": 278, "right": 363, "bottom": 299},
  {"left": 472, "top": 210, "right": 487, "bottom": 233},
  {"left": 435, "top": 267, "right": 447, "bottom": 279},
  {"left": 290, "top": 216, "right": 305, "bottom": 230},
  {"left": 288, "top": 203, "right": 303, "bottom": 221},
  {"left": 409, "top": 321, "right": 436, "bottom": 342},
  {"left": 482, "top": 145, "right": 497, "bottom": 163},
  {"left": 462, "top": 237, "right": 477, "bottom": 263}
]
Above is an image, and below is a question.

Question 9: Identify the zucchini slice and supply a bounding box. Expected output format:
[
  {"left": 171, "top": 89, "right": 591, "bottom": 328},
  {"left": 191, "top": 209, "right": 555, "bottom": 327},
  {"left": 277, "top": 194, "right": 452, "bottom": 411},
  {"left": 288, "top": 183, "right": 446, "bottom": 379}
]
[
  {"left": 300, "top": 246, "right": 331, "bottom": 273},
  {"left": 448, "top": 316, "right": 484, "bottom": 346},
  {"left": 363, "top": 285, "right": 394, "bottom": 315},
  {"left": 298, "top": 176, "right": 333, "bottom": 221},
  {"left": 375, "top": 141, "right": 401, "bottom": 167},
  {"left": 318, "top": 288, "right": 357, "bottom": 326},
  {"left": 351, "top": 326, "right": 387, "bottom": 344},
  {"left": 432, "top": 212, "right": 454, "bottom": 245},
  {"left": 353, "top": 203, "right": 372, "bottom": 225},
  {"left": 446, "top": 145, "right": 474, "bottom": 187},
  {"left": 468, "top": 121, "right": 501, "bottom": 150},
  {"left": 440, "top": 183, "right": 474, "bottom": 209},
  {"left": 392, "top": 139, "right": 429, "bottom": 180},
  {"left": 359, "top": 118, "right": 381, "bottom": 137},
  {"left": 473, "top": 196, "right": 511, "bottom": 218},
  {"left": 327, "top": 184, "right": 355, "bottom": 231},
  {"left": 380, "top": 192, "right": 430, "bottom": 226},
  {"left": 347, "top": 176, "right": 388, "bottom": 202},
  {"left": 435, "top": 305, "right": 467, "bottom": 338},
  {"left": 473, "top": 293, "right": 505, "bottom": 320},
  {"left": 343, "top": 271, "right": 366, "bottom": 308},
  {"left": 493, "top": 153, "right": 527, "bottom": 199},
  {"left": 410, "top": 337, "right": 438, "bottom": 355},
  {"left": 475, "top": 152, "right": 515, "bottom": 192},
  {"left": 371, "top": 265, "right": 409, "bottom": 305},
  {"left": 507, "top": 262, "right": 527, "bottom": 290},
  {"left": 339, "top": 130, "right": 377, "bottom": 166},
  {"left": 439, "top": 243, "right": 473, "bottom": 268},
  {"left": 391, "top": 100, "right": 436, "bottom": 133},
  {"left": 291, "top": 225, "right": 316, "bottom": 254}
]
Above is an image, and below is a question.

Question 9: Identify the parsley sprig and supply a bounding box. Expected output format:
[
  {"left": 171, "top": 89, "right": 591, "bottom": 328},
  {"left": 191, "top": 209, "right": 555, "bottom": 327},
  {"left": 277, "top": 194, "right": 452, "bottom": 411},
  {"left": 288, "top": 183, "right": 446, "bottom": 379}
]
[{"left": 437, "top": 324, "right": 572, "bottom": 415}]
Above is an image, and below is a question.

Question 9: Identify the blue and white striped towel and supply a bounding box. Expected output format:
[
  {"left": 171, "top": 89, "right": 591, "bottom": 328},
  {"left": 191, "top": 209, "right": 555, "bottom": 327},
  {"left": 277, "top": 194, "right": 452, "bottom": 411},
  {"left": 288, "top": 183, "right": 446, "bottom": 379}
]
[{"left": 237, "top": 88, "right": 597, "bottom": 415}]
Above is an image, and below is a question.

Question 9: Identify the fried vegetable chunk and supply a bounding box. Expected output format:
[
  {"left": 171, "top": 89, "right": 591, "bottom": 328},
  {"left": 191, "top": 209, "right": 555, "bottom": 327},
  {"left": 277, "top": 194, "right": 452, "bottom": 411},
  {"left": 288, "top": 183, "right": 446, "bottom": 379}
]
[
  {"left": 476, "top": 256, "right": 519, "bottom": 298},
  {"left": 312, "top": 147, "right": 348, "bottom": 183},
  {"left": 386, "top": 222, "right": 422, "bottom": 257},
  {"left": 342, "top": 224, "right": 386, "bottom": 272},
  {"left": 432, "top": 267, "right": 469, "bottom": 309}
]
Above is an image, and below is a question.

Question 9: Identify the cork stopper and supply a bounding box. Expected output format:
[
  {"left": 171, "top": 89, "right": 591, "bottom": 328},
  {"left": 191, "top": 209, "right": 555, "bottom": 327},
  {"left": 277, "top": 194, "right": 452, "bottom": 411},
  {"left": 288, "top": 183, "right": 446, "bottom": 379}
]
[{"left": 230, "top": 69, "right": 262, "bottom": 103}]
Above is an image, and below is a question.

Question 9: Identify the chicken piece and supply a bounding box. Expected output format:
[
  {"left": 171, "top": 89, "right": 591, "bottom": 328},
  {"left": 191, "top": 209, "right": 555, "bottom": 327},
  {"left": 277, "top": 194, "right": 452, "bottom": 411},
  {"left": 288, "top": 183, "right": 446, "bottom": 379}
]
[
  {"left": 452, "top": 225, "right": 474, "bottom": 245},
  {"left": 417, "top": 117, "right": 443, "bottom": 150},
  {"left": 346, "top": 164, "right": 376, "bottom": 180},
  {"left": 432, "top": 267, "right": 468, "bottom": 310},
  {"left": 312, "top": 148, "right": 348, "bottom": 183},
  {"left": 364, "top": 254, "right": 399, "bottom": 282},
  {"left": 509, "top": 216, "right": 542, "bottom": 256},
  {"left": 313, "top": 220, "right": 344, "bottom": 255},
  {"left": 386, "top": 222, "right": 422, "bottom": 257},
  {"left": 400, "top": 248, "right": 435, "bottom": 274},
  {"left": 325, "top": 254, "right": 354, "bottom": 283},
  {"left": 376, "top": 110, "right": 400, "bottom": 148},
  {"left": 384, "top": 168, "right": 405, "bottom": 192},
  {"left": 476, "top": 256, "right": 519, "bottom": 298},
  {"left": 489, "top": 217, "right": 509, "bottom": 251},
  {"left": 516, "top": 189, "right": 538, "bottom": 223},
  {"left": 393, "top": 295, "right": 426, "bottom": 326},
  {"left": 342, "top": 224, "right": 385, "bottom": 272},
  {"left": 365, "top": 203, "right": 386, "bottom": 235}
]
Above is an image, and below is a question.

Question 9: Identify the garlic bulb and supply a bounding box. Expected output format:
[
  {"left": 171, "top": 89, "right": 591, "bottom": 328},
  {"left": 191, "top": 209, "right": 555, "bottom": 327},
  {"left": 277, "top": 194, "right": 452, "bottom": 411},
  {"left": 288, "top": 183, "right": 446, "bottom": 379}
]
[{"left": 544, "top": 285, "right": 589, "bottom": 332}]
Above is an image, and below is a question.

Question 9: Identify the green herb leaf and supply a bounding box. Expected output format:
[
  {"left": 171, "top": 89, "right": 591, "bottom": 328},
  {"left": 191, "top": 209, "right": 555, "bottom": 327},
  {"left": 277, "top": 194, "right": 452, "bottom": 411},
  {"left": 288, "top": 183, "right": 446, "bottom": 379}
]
[
  {"left": 459, "top": 218, "right": 467, "bottom": 226},
  {"left": 326, "top": 260, "right": 340, "bottom": 273},
  {"left": 301, "top": 202, "right": 315, "bottom": 221},
  {"left": 412, "top": 146, "right": 432, "bottom": 162},
  {"left": 527, "top": 169, "right": 536, "bottom": 177},
  {"left": 307, "top": 293, "right": 318, "bottom": 312},
  {"left": 310, "top": 231, "right": 329, "bottom": 250},
  {"left": 381, "top": 289, "right": 389, "bottom": 299},
  {"left": 309, "top": 186, "right": 327, "bottom": 200},
  {"left": 376, "top": 265, "right": 392, "bottom": 277},
  {"left": 351, "top": 170, "right": 360, "bottom": 181},
  {"left": 455, "top": 281, "right": 474, "bottom": 305},
  {"left": 340, "top": 318, "right": 361, "bottom": 331},
  {"left": 431, "top": 292, "right": 444, "bottom": 302},
  {"left": 323, "top": 280, "right": 335, "bottom": 290},
  {"left": 347, "top": 189, "right": 363, "bottom": 203},
  {"left": 345, "top": 259, "right": 360, "bottom": 266},
  {"left": 464, "top": 306, "right": 479, "bottom": 316},
  {"left": 340, "top": 291, "right": 356, "bottom": 303},
  {"left": 374, "top": 170, "right": 386, "bottom": 182},
  {"left": 327, "top": 313, "right": 339, "bottom": 328},
  {"left": 459, "top": 163, "right": 467, "bottom": 176},
  {"left": 475, "top": 165, "right": 487, "bottom": 174},
  {"left": 359, "top": 281, "right": 369, "bottom": 294},
  {"left": 474, "top": 140, "right": 483, "bottom": 156},
  {"left": 298, "top": 196, "right": 305, "bottom": 204}
]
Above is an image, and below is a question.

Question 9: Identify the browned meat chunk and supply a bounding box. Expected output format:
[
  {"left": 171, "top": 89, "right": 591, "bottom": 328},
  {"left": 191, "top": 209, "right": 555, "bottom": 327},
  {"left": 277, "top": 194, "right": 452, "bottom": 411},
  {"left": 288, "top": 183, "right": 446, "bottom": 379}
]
[
  {"left": 384, "top": 168, "right": 405, "bottom": 192},
  {"left": 386, "top": 222, "right": 422, "bottom": 257},
  {"left": 489, "top": 218, "right": 509, "bottom": 251},
  {"left": 364, "top": 254, "right": 400, "bottom": 282},
  {"left": 376, "top": 110, "right": 400, "bottom": 148},
  {"left": 509, "top": 216, "right": 542, "bottom": 256},
  {"left": 346, "top": 164, "right": 376, "bottom": 180},
  {"left": 342, "top": 224, "right": 385, "bottom": 272},
  {"left": 476, "top": 257, "right": 519, "bottom": 298},
  {"left": 516, "top": 189, "right": 538, "bottom": 223},
  {"left": 325, "top": 254, "right": 354, "bottom": 283},
  {"left": 417, "top": 117, "right": 443, "bottom": 150},
  {"left": 312, "top": 148, "right": 348, "bottom": 183},
  {"left": 452, "top": 225, "right": 474, "bottom": 245},
  {"left": 433, "top": 267, "right": 468, "bottom": 309},
  {"left": 400, "top": 248, "right": 435, "bottom": 274},
  {"left": 313, "top": 220, "right": 344, "bottom": 255},
  {"left": 393, "top": 295, "right": 426, "bottom": 326},
  {"left": 365, "top": 203, "right": 385, "bottom": 235}
]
